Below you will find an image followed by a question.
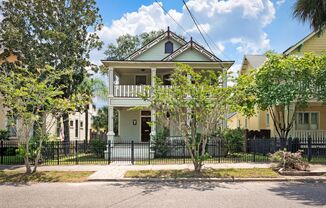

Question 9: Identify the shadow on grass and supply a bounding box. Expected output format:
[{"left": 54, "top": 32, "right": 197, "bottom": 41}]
[
  {"left": 0, "top": 171, "right": 59, "bottom": 186},
  {"left": 109, "top": 180, "right": 230, "bottom": 195},
  {"left": 268, "top": 182, "right": 326, "bottom": 207}
]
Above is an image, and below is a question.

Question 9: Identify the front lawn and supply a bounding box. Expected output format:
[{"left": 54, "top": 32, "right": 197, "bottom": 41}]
[
  {"left": 0, "top": 171, "right": 94, "bottom": 183},
  {"left": 125, "top": 168, "right": 279, "bottom": 178}
]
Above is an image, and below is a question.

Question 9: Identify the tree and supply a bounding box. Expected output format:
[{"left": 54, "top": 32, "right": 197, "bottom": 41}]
[
  {"left": 78, "top": 76, "right": 108, "bottom": 143},
  {"left": 92, "top": 106, "right": 118, "bottom": 135},
  {"left": 235, "top": 52, "right": 320, "bottom": 141},
  {"left": 143, "top": 64, "right": 233, "bottom": 172},
  {"left": 105, "top": 30, "right": 164, "bottom": 60},
  {"left": 293, "top": 0, "right": 326, "bottom": 32},
  {"left": 0, "top": 66, "right": 74, "bottom": 173},
  {"left": 0, "top": 0, "right": 103, "bottom": 143}
]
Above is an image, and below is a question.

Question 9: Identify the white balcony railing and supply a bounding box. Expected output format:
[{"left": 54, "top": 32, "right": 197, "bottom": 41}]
[
  {"left": 113, "top": 85, "right": 172, "bottom": 97},
  {"left": 291, "top": 130, "right": 326, "bottom": 139}
]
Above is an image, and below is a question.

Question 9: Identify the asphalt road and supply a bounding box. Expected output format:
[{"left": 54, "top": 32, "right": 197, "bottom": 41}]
[{"left": 1, "top": 181, "right": 325, "bottom": 208}]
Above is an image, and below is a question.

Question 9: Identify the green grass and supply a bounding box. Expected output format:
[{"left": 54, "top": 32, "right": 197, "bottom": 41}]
[
  {"left": 125, "top": 168, "right": 279, "bottom": 178},
  {"left": 0, "top": 171, "right": 94, "bottom": 183}
]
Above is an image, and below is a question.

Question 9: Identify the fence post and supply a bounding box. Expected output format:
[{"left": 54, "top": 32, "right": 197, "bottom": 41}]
[
  {"left": 75, "top": 140, "right": 78, "bottom": 165},
  {"left": 308, "top": 136, "right": 312, "bottom": 162},
  {"left": 0, "top": 140, "right": 3, "bottom": 165},
  {"left": 253, "top": 136, "right": 256, "bottom": 162},
  {"left": 107, "top": 140, "right": 111, "bottom": 165},
  {"left": 218, "top": 139, "right": 221, "bottom": 163},
  {"left": 183, "top": 141, "right": 186, "bottom": 164},
  {"left": 131, "top": 140, "right": 134, "bottom": 165},
  {"left": 148, "top": 141, "right": 151, "bottom": 165},
  {"left": 287, "top": 137, "right": 293, "bottom": 152},
  {"left": 57, "top": 142, "right": 60, "bottom": 165}
]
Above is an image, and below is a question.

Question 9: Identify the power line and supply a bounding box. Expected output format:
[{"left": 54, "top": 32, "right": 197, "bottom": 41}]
[
  {"left": 182, "top": 0, "right": 232, "bottom": 61},
  {"left": 182, "top": 0, "right": 215, "bottom": 55},
  {"left": 154, "top": 0, "right": 192, "bottom": 39}
]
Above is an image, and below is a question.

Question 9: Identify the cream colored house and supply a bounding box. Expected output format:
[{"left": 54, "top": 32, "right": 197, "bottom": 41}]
[
  {"left": 101, "top": 28, "right": 234, "bottom": 144},
  {"left": 232, "top": 29, "right": 326, "bottom": 139}
]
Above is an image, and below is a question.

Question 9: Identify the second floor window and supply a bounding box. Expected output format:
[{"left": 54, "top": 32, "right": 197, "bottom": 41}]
[
  {"left": 135, "top": 75, "right": 147, "bottom": 85},
  {"left": 165, "top": 41, "right": 173, "bottom": 53}
]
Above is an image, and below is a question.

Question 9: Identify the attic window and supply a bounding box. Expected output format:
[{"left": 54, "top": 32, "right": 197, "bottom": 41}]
[{"left": 165, "top": 41, "right": 173, "bottom": 54}]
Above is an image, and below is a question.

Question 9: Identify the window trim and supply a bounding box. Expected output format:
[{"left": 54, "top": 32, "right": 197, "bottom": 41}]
[{"left": 296, "top": 111, "right": 320, "bottom": 130}]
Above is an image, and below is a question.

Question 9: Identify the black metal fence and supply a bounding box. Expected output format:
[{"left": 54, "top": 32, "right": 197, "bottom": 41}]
[{"left": 0, "top": 137, "right": 325, "bottom": 165}]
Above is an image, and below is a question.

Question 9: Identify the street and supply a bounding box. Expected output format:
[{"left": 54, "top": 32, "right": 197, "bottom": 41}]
[{"left": 0, "top": 181, "right": 325, "bottom": 208}]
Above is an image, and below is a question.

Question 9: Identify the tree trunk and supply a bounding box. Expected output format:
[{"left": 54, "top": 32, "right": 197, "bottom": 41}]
[
  {"left": 193, "top": 161, "right": 202, "bottom": 173},
  {"left": 62, "top": 113, "right": 70, "bottom": 154},
  {"left": 24, "top": 143, "right": 32, "bottom": 174}
]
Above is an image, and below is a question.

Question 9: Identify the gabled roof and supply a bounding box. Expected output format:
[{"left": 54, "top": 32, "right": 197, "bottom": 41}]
[
  {"left": 125, "top": 29, "right": 187, "bottom": 61},
  {"left": 162, "top": 39, "right": 221, "bottom": 62},
  {"left": 244, "top": 55, "right": 267, "bottom": 68},
  {"left": 283, "top": 30, "right": 318, "bottom": 55}
]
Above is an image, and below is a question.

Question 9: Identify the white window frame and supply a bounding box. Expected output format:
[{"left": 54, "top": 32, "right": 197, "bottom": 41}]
[{"left": 296, "top": 111, "right": 320, "bottom": 130}]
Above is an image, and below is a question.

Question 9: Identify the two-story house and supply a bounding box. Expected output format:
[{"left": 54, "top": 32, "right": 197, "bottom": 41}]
[{"left": 101, "top": 28, "right": 234, "bottom": 146}]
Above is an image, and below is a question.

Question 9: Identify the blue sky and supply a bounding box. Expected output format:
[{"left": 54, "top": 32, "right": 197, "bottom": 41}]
[
  {"left": 92, "top": 0, "right": 311, "bottom": 71},
  {"left": 91, "top": 0, "right": 312, "bottom": 107}
]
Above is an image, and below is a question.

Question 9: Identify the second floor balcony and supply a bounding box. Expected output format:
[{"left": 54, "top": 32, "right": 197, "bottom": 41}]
[{"left": 113, "top": 85, "right": 171, "bottom": 98}]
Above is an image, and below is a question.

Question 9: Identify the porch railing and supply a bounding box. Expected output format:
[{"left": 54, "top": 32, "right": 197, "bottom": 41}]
[
  {"left": 113, "top": 85, "right": 171, "bottom": 97},
  {"left": 291, "top": 130, "right": 326, "bottom": 139}
]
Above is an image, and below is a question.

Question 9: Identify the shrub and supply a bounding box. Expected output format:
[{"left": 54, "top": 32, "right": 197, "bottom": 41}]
[
  {"left": 269, "top": 150, "right": 309, "bottom": 171},
  {"left": 223, "top": 128, "right": 245, "bottom": 153},
  {"left": 90, "top": 138, "right": 106, "bottom": 157},
  {"left": 0, "top": 129, "right": 10, "bottom": 141},
  {"left": 151, "top": 128, "right": 170, "bottom": 157}
]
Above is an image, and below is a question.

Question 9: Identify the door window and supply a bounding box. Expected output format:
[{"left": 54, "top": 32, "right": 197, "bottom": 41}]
[{"left": 135, "top": 75, "right": 147, "bottom": 85}]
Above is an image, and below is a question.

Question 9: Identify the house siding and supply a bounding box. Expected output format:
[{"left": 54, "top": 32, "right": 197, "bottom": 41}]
[
  {"left": 174, "top": 48, "right": 211, "bottom": 61},
  {"left": 290, "top": 32, "right": 326, "bottom": 56}
]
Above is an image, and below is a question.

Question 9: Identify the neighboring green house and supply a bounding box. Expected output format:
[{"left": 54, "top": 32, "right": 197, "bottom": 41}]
[{"left": 101, "top": 27, "right": 234, "bottom": 158}]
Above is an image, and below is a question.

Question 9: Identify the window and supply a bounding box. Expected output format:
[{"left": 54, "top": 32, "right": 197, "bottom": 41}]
[
  {"left": 56, "top": 120, "right": 61, "bottom": 137},
  {"left": 69, "top": 120, "right": 74, "bottom": 128},
  {"left": 80, "top": 121, "right": 84, "bottom": 128},
  {"left": 75, "top": 120, "right": 79, "bottom": 138},
  {"left": 237, "top": 120, "right": 241, "bottom": 128},
  {"left": 6, "top": 115, "right": 17, "bottom": 137},
  {"left": 245, "top": 119, "right": 248, "bottom": 129},
  {"left": 135, "top": 75, "right": 147, "bottom": 85},
  {"left": 266, "top": 113, "right": 270, "bottom": 127},
  {"left": 165, "top": 41, "right": 173, "bottom": 53},
  {"left": 296, "top": 112, "right": 319, "bottom": 130},
  {"left": 163, "top": 74, "right": 171, "bottom": 85}
]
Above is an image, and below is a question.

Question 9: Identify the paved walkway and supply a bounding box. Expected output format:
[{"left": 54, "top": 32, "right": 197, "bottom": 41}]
[{"left": 1, "top": 163, "right": 325, "bottom": 180}]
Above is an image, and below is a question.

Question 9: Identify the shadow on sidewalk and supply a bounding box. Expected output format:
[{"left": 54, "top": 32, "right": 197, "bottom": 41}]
[
  {"left": 268, "top": 181, "right": 326, "bottom": 207},
  {"left": 108, "top": 180, "right": 230, "bottom": 194}
]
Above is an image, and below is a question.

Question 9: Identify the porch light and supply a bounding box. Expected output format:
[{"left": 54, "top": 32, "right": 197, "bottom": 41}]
[{"left": 133, "top": 119, "right": 137, "bottom": 125}]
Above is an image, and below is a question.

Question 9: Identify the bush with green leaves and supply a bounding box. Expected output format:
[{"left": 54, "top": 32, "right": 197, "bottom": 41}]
[
  {"left": 0, "top": 129, "right": 10, "bottom": 141},
  {"left": 151, "top": 129, "right": 170, "bottom": 157},
  {"left": 223, "top": 128, "right": 245, "bottom": 153},
  {"left": 269, "top": 150, "right": 309, "bottom": 171},
  {"left": 90, "top": 138, "right": 106, "bottom": 157}
]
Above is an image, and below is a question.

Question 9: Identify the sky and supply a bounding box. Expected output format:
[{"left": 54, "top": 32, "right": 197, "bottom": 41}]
[{"left": 91, "top": 0, "right": 311, "bottom": 74}]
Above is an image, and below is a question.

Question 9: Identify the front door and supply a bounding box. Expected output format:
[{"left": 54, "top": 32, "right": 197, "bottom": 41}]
[{"left": 141, "top": 117, "right": 151, "bottom": 142}]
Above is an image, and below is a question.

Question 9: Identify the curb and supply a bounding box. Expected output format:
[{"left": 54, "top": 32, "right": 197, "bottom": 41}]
[{"left": 87, "top": 177, "right": 326, "bottom": 183}]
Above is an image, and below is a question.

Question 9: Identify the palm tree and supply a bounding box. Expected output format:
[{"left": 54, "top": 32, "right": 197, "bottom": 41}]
[
  {"left": 293, "top": 0, "right": 326, "bottom": 32},
  {"left": 78, "top": 76, "right": 108, "bottom": 143}
]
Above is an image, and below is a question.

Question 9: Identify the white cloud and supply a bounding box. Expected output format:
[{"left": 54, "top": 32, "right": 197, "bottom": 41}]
[
  {"left": 90, "top": 0, "right": 276, "bottom": 64},
  {"left": 276, "top": 0, "right": 286, "bottom": 6}
]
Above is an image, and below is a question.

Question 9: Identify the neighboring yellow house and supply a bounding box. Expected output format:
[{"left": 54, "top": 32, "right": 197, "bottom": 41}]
[{"left": 231, "top": 30, "right": 326, "bottom": 139}]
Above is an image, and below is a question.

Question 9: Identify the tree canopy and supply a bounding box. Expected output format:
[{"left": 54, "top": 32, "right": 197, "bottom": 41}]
[
  {"left": 143, "top": 64, "right": 234, "bottom": 172},
  {"left": 105, "top": 30, "right": 165, "bottom": 60}
]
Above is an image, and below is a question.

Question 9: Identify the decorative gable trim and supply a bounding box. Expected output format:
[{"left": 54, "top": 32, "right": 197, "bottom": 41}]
[
  {"left": 162, "top": 40, "right": 221, "bottom": 62},
  {"left": 125, "top": 31, "right": 186, "bottom": 61},
  {"left": 283, "top": 30, "right": 317, "bottom": 55}
]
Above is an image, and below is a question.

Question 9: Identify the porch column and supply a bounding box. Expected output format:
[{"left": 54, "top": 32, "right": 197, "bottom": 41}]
[
  {"left": 108, "top": 67, "right": 114, "bottom": 98},
  {"left": 107, "top": 104, "right": 115, "bottom": 146},
  {"left": 150, "top": 67, "right": 157, "bottom": 140}
]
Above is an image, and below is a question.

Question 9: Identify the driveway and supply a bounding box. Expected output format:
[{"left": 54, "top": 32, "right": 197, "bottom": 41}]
[{"left": 0, "top": 181, "right": 325, "bottom": 208}]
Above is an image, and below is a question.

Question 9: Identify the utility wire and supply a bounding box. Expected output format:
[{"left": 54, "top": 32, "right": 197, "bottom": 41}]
[
  {"left": 182, "top": 0, "right": 232, "bottom": 61},
  {"left": 154, "top": 0, "right": 192, "bottom": 39}
]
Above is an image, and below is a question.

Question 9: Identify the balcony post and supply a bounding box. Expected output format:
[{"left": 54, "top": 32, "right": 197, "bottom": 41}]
[
  {"left": 108, "top": 67, "right": 114, "bottom": 98},
  {"left": 151, "top": 67, "right": 156, "bottom": 87}
]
